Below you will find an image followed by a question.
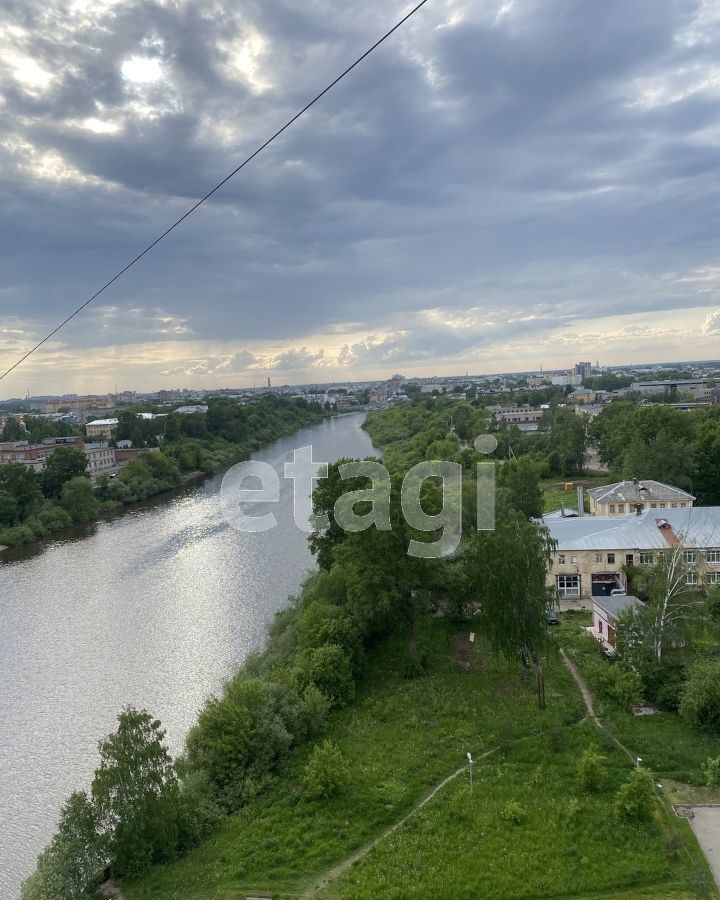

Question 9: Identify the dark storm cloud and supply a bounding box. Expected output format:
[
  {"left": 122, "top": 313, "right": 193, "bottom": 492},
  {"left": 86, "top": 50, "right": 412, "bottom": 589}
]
[{"left": 2, "top": 0, "right": 720, "bottom": 388}]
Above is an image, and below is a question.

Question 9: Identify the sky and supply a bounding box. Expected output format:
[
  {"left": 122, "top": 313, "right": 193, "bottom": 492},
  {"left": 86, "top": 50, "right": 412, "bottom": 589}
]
[{"left": 2, "top": 0, "right": 720, "bottom": 396}]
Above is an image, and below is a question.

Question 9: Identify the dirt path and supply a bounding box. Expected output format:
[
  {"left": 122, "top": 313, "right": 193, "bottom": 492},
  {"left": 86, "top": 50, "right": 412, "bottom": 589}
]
[
  {"left": 559, "top": 648, "right": 635, "bottom": 763},
  {"left": 300, "top": 747, "right": 498, "bottom": 898}
]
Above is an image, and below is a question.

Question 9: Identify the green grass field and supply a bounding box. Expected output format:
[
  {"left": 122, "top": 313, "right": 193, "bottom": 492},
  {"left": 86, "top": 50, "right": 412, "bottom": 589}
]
[
  {"left": 323, "top": 727, "right": 704, "bottom": 899},
  {"left": 541, "top": 476, "right": 608, "bottom": 514},
  {"left": 123, "top": 620, "right": 717, "bottom": 900}
]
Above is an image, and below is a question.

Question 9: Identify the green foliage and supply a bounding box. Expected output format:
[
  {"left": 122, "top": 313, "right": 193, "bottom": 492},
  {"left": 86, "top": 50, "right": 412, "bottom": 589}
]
[
  {"left": 576, "top": 748, "right": 608, "bottom": 792},
  {"left": 302, "top": 740, "right": 348, "bottom": 800},
  {"left": 92, "top": 708, "right": 179, "bottom": 877},
  {"left": 40, "top": 445, "right": 88, "bottom": 498},
  {"left": 680, "top": 657, "right": 720, "bottom": 731},
  {"left": 20, "top": 791, "right": 104, "bottom": 900},
  {"left": 613, "top": 767, "right": 656, "bottom": 821},
  {"left": 185, "top": 677, "right": 296, "bottom": 811},
  {"left": 465, "top": 511, "right": 556, "bottom": 659},
  {"left": 544, "top": 409, "right": 587, "bottom": 475},
  {"left": 296, "top": 644, "right": 355, "bottom": 707},
  {"left": 497, "top": 456, "right": 544, "bottom": 518},
  {"left": 593, "top": 663, "right": 643, "bottom": 708},
  {"left": 60, "top": 476, "right": 101, "bottom": 523},
  {"left": 0, "top": 461, "right": 42, "bottom": 518},
  {"left": 500, "top": 800, "right": 527, "bottom": 825},
  {"left": 702, "top": 755, "right": 720, "bottom": 786},
  {"left": 0, "top": 488, "right": 19, "bottom": 526}
]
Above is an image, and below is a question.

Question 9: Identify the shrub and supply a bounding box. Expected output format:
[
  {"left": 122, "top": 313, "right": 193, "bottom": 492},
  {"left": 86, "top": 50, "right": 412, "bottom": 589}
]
[
  {"left": 702, "top": 755, "right": 720, "bottom": 786},
  {"left": 500, "top": 801, "right": 527, "bottom": 825},
  {"left": 185, "top": 678, "right": 295, "bottom": 811},
  {"left": 296, "top": 644, "right": 355, "bottom": 707},
  {"left": 614, "top": 767, "right": 656, "bottom": 821},
  {"left": 680, "top": 658, "right": 720, "bottom": 731},
  {"left": 595, "top": 664, "right": 643, "bottom": 708},
  {"left": 576, "top": 748, "right": 608, "bottom": 793},
  {"left": 302, "top": 740, "right": 348, "bottom": 801}
]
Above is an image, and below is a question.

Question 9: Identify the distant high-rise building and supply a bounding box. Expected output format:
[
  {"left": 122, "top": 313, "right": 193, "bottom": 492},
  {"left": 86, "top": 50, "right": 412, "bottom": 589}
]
[{"left": 574, "top": 361, "right": 592, "bottom": 382}]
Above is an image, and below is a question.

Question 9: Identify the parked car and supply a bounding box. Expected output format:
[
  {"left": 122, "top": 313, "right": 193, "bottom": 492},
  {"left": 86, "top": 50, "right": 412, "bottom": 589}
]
[{"left": 545, "top": 609, "right": 560, "bottom": 626}]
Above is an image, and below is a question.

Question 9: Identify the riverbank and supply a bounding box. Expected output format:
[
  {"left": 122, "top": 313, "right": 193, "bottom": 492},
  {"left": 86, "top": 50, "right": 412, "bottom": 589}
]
[
  {"left": 122, "top": 620, "right": 712, "bottom": 900},
  {"left": 2, "top": 413, "right": 378, "bottom": 900},
  {"left": 0, "top": 397, "right": 328, "bottom": 554}
]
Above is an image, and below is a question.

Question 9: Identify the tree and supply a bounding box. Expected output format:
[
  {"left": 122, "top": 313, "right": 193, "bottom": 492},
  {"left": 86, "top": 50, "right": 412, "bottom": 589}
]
[
  {"left": 464, "top": 512, "right": 556, "bottom": 662},
  {"left": 0, "top": 488, "right": 19, "bottom": 526},
  {"left": 576, "top": 749, "right": 608, "bottom": 792},
  {"left": 545, "top": 410, "right": 586, "bottom": 475},
  {"left": 617, "top": 545, "right": 707, "bottom": 663},
  {"left": 40, "top": 446, "right": 88, "bottom": 499},
  {"left": 60, "top": 477, "right": 101, "bottom": 523},
  {"left": 1, "top": 417, "right": 24, "bottom": 440},
  {"left": 613, "top": 767, "right": 656, "bottom": 821},
  {"left": 0, "top": 462, "right": 42, "bottom": 518},
  {"left": 680, "top": 658, "right": 720, "bottom": 731},
  {"left": 302, "top": 740, "right": 348, "bottom": 800},
  {"left": 497, "top": 456, "right": 544, "bottom": 518},
  {"left": 92, "top": 708, "right": 179, "bottom": 877},
  {"left": 21, "top": 791, "right": 104, "bottom": 900}
]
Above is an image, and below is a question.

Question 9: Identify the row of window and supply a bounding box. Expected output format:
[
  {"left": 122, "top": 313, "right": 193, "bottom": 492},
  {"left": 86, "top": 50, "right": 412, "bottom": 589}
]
[
  {"left": 557, "top": 550, "right": 720, "bottom": 567},
  {"left": 606, "top": 501, "right": 690, "bottom": 513},
  {"left": 556, "top": 572, "right": 719, "bottom": 596}
]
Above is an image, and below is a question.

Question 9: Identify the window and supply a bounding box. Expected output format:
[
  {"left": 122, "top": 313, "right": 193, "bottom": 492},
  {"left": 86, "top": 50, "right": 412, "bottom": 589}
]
[
  {"left": 639, "top": 552, "right": 653, "bottom": 566},
  {"left": 557, "top": 574, "right": 581, "bottom": 597},
  {"left": 571, "top": 555, "right": 577, "bottom": 564},
  {"left": 595, "top": 553, "right": 602, "bottom": 564},
  {"left": 617, "top": 504, "right": 625, "bottom": 514},
  {"left": 685, "top": 572, "right": 698, "bottom": 585},
  {"left": 684, "top": 550, "right": 697, "bottom": 564},
  {"left": 707, "top": 573, "right": 720, "bottom": 585},
  {"left": 671, "top": 503, "right": 677, "bottom": 509},
  {"left": 558, "top": 554, "right": 565, "bottom": 565},
  {"left": 598, "top": 619, "right": 603, "bottom": 634},
  {"left": 659, "top": 502, "right": 667, "bottom": 508},
  {"left": 708, "top": 550, "right": 720, "bottom": 565},
  {"left": 609, "top": 504, "right": 616, "bottom": 514},
  {"left": 650, "top": 502, "right": 657, "bottom": 509},
  {"left": 607, "top": 553, "right": 616, "bottom": 564}
]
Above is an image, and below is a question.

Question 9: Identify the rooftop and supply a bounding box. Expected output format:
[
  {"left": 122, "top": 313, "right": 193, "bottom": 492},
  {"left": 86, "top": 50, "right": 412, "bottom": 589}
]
[
  {"left": 588, "top": 479, "right": 695, "bottom": 504},
  {"left": 594, "top": 595, "right": 642, "bottom": 618},
  {"left": 540, "top": 506, "right": 720, "bottom": 551}
]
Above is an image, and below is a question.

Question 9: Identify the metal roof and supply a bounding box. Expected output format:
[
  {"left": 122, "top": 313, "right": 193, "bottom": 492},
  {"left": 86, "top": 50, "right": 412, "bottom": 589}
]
[
  {"left": 540, "top": 507, "right": 720, "bottom": 551},
  {"left": 594, "top": 595, "right": 642, "bottom": 618},
  {"left": 587, "top": 479, "right": 695, "bottom": 504}
]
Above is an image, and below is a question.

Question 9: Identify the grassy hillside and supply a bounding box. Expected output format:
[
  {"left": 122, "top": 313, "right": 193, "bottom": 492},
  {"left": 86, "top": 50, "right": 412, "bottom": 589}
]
[{"left": 123, "top": 620, "right": 713, "bottom": 900}]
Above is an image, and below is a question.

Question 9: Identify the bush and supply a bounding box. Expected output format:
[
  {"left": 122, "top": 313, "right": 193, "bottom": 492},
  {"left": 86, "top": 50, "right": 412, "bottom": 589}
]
[
  {"left": 576, "top": 748, "right": 608, "bottom": 793},
  {"left": 680, "top": 658, "right": 720, "bottom": 731},
  {"left": 302, "top": 740, "right": 348, "bottom": 801},
  {"left": 296, "top": 644, "right": 355, "bottom": 707},
  {"left": 595, "top": 664, "right": 643, "bottom": 708},
  {"left": 614, "top": 767, "right": 656, "bottom": 821},
  {"left": 186, "top": 678, "right": 295, "bottom": 811},
  {"left": 702, "top": 755, "right": 720, "bottom": 786},
  {"left": 500, "top": 801, "right": 527, "bottom": 825}
]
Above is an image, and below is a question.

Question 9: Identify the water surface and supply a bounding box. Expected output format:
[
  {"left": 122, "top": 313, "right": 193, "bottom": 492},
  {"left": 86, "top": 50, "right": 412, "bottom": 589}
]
[{"left": 0, "top": 413, "right": 378, "bottom": 899}]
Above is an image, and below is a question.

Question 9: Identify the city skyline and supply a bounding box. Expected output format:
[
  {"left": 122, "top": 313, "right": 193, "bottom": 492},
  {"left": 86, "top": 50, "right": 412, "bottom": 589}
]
[{"left": 3, "top": 1, "right": 720, "bottom": 393}]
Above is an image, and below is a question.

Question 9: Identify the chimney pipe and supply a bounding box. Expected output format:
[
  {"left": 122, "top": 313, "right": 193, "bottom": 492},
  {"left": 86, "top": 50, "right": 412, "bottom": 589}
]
[{"left": 576, "top": 486, "right": 584, "bottom": 517}]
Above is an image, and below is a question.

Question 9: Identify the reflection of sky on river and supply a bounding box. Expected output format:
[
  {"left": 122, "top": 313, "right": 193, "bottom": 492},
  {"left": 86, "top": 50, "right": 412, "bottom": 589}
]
[{"left": 0, "top": 413, "right": 378, "bottom": 899}]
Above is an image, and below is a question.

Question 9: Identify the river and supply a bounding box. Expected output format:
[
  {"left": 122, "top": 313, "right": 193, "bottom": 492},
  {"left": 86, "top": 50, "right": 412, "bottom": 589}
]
[{"left": 0, "top": 412, "right": 378, "bottom": 899}]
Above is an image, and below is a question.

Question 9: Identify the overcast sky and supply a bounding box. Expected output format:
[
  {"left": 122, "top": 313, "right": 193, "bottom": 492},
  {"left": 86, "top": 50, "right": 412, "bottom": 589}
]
[{"left": 2, "top": 0, "right": 720, "bottom": 395}]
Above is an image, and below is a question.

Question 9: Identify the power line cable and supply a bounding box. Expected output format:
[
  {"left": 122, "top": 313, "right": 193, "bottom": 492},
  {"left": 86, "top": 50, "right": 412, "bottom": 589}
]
[{"left": 0, "top": 0, "right": 430, "bottom": 383}]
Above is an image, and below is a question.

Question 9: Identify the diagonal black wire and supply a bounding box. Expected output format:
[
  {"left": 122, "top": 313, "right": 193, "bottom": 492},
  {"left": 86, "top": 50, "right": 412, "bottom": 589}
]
[{"left": 0, "top": 0, "right": 431, "bottom": 383}]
